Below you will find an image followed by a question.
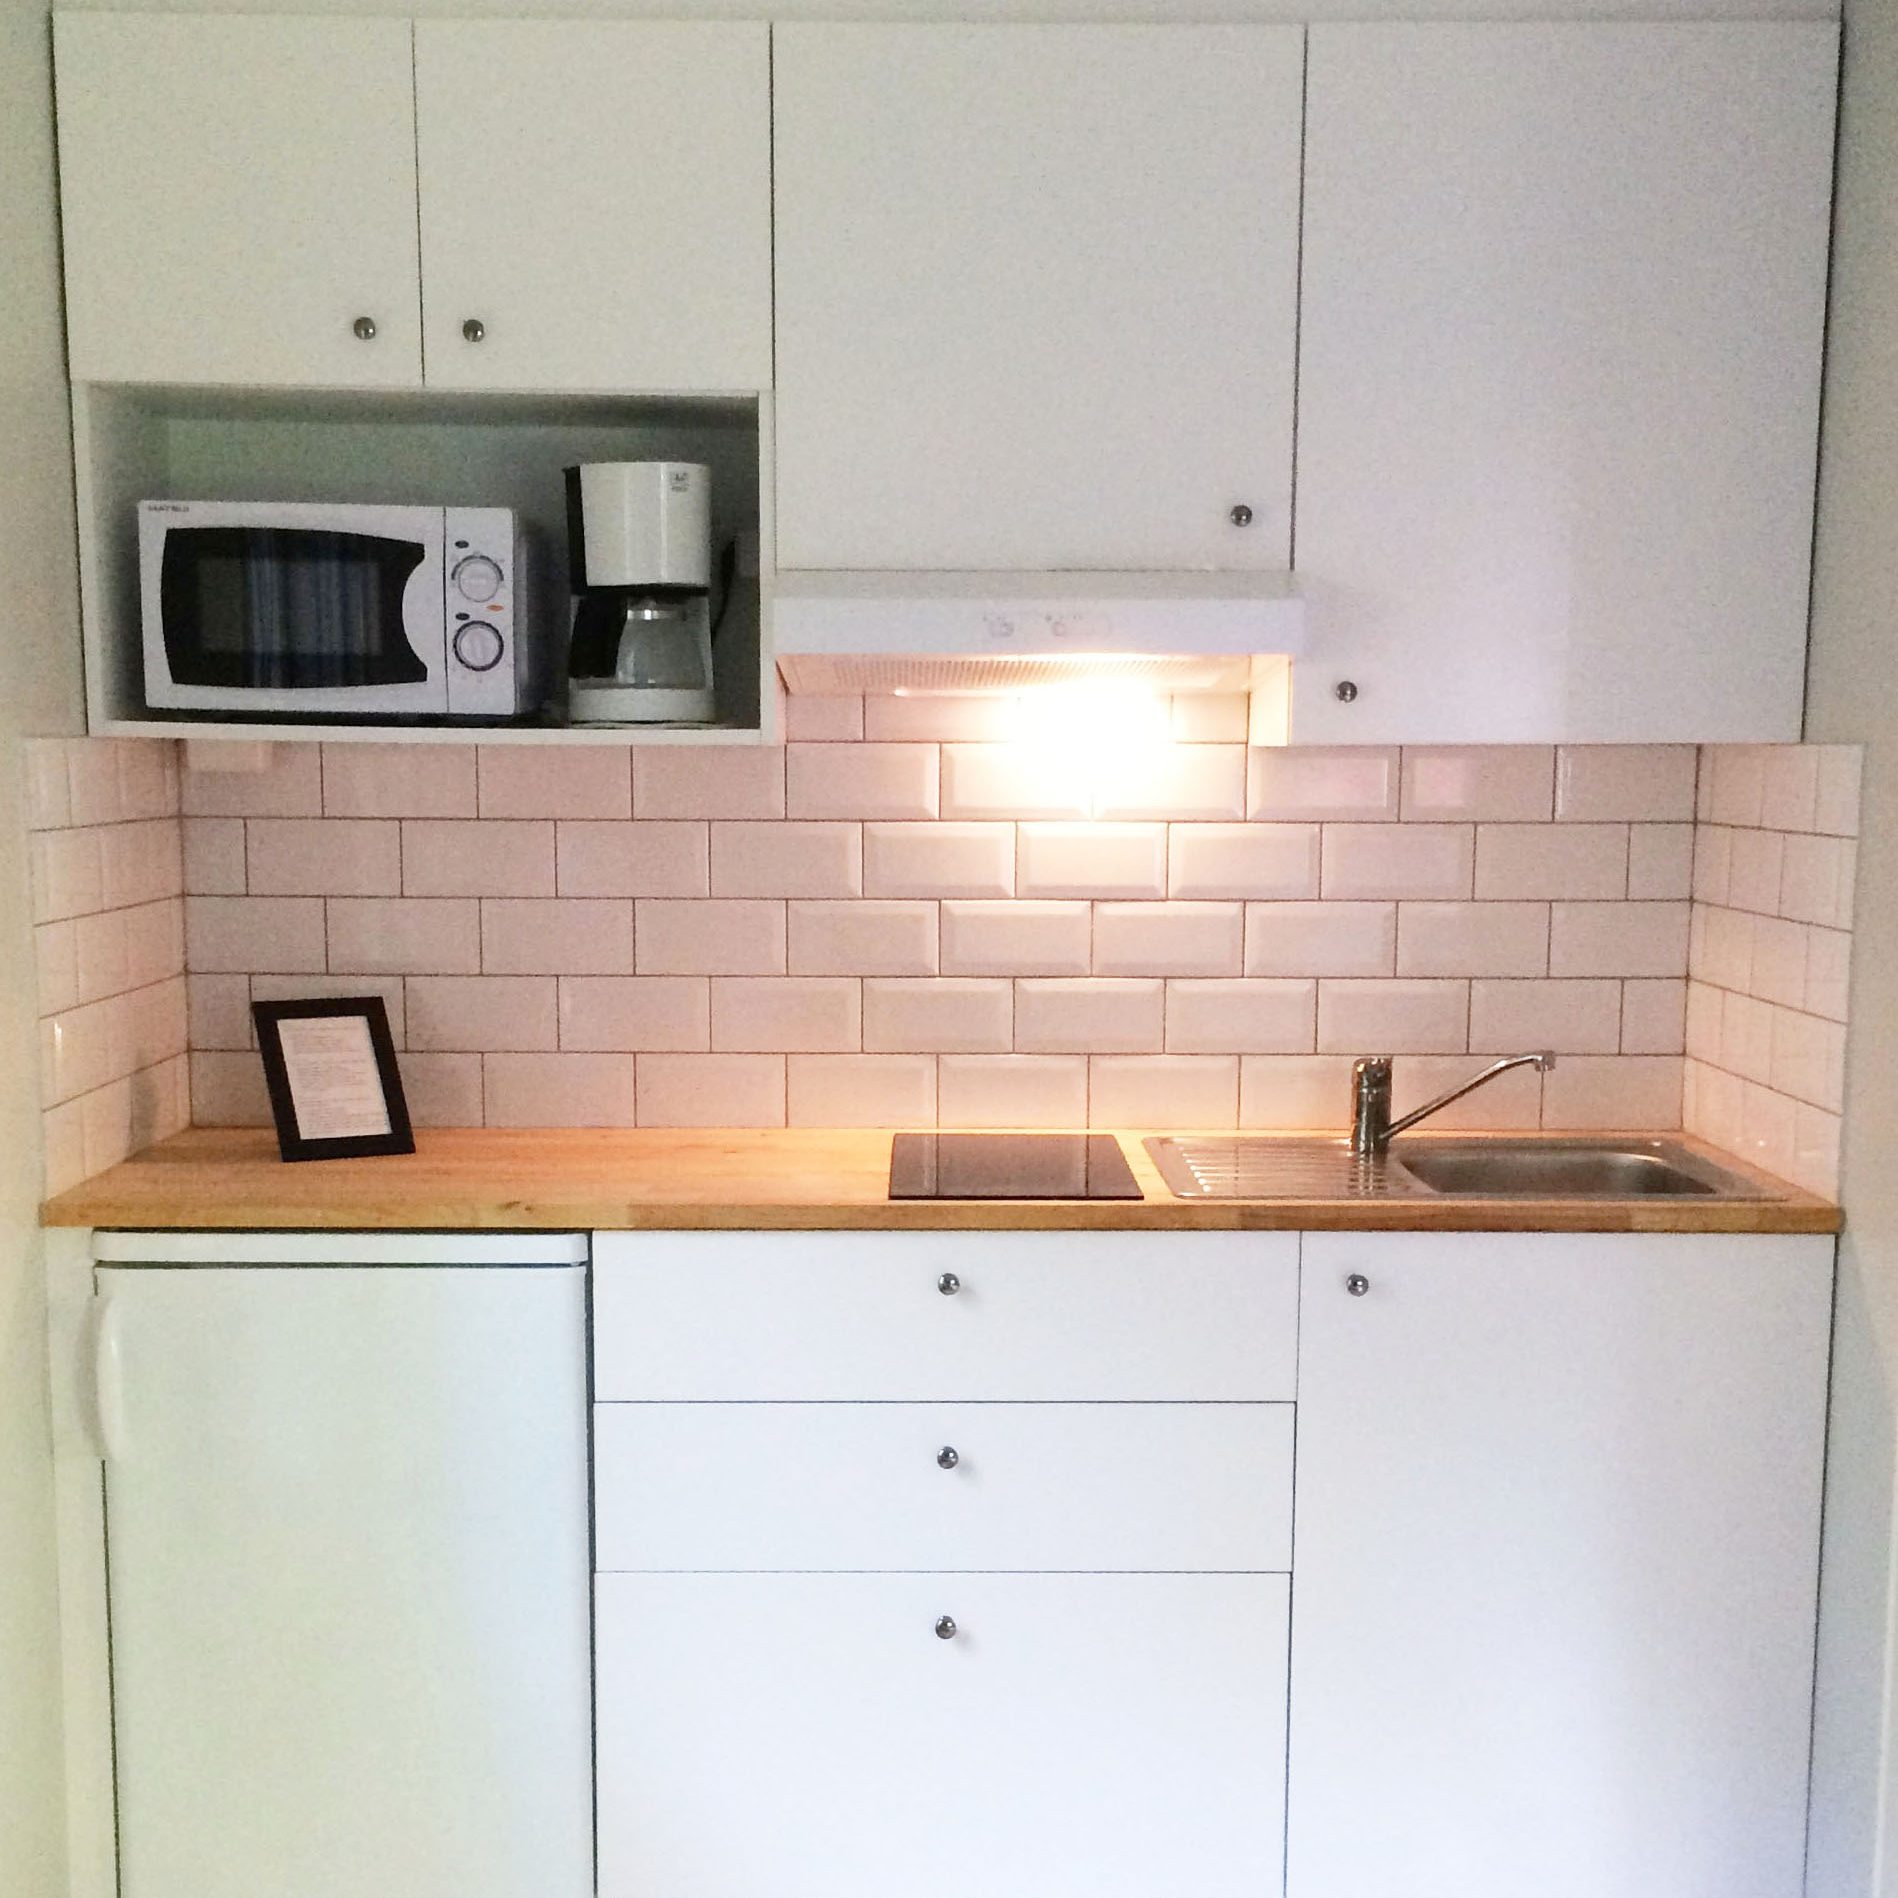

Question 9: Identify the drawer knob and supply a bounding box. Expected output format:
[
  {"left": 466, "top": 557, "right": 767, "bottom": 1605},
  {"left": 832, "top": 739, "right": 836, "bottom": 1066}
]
[
  {"left": 935, "top": 1615, "right": 958, "bottom": 1640},
  {"left": 937, "top": 1445, "right": 960, "bottom": 1470},
  {"left": 1346, "top": 1273, "right": 1371, "bottom": 1297},
  {"left": 937, "top": 1272, "right": 961, "bottom": 1296}
]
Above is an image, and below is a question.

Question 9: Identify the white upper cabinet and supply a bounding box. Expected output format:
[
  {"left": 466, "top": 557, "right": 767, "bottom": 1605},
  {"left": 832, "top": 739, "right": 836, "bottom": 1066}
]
[
  {"left": 1294, "top": 24, "right": 1837, "bottom": 744},
  {"left": 773, "top": 25, "right": 1304, "bottom": 572},
  {"left": 55, "top": 14, "right": 423, "bottom": 389},
  {"left": 415, "top": 22, "right": 771, "bottom": 394}
]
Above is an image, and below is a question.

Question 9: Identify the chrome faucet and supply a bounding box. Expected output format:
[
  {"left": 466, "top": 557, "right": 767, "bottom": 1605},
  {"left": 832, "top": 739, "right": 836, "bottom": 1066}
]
[{"left": 1349, "top": 1051, "right": 1557, "bottom": 1157}]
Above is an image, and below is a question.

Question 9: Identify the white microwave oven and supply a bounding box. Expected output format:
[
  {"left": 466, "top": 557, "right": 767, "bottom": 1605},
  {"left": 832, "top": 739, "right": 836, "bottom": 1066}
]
[{"left": 139, "top": 500, "right": 538, "bottom": 719}]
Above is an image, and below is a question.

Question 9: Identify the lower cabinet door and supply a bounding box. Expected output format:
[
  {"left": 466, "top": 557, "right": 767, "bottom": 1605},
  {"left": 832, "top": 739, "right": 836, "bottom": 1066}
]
[{"left": 597, "top": 1572, "right": 1289, "bottom": 1898}]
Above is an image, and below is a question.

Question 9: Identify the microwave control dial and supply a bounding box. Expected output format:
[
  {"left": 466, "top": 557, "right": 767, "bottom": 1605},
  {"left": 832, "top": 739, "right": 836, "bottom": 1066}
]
[
  {"left": 452, "top": 554, "right": 504, "bottom": 603},
  {"left": 451, "top": 622, "right": 506, "bottom": 673}
]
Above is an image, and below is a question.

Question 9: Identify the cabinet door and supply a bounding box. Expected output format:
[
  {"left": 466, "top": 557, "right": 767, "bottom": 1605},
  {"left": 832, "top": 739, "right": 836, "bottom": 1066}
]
[
  {"left": 1288, "top": 1232, "right": 1833, "bottom": 1898},
  {"left": 598, "top": 1572, "right": 1289, "bottom": 1898},
  {"left": 1294, "top": 24, "right": 1836, "bottom": 743},
  {"left": 415, "top": 23, "right": 771, "bottom": 393},
  {"left": 774, "top": 25, "right": 1303, "bottom": 571},
  {"left": 54, "top": 14, "right": 422, "bottom": 387}
]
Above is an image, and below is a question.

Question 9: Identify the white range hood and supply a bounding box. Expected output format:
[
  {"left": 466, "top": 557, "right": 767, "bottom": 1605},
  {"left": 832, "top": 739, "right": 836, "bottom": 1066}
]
[{"left": 770, "top": 571, "right": 1304, "bottom": 695}]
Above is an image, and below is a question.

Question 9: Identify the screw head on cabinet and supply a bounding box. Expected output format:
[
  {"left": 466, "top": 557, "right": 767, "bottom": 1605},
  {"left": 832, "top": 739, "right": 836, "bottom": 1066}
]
[
  {"left": 1346, "top": 1273, "right": 1370, "bottom": 1297},
  {"left": 462, "top": 317, "right": 486, "bottom": 342},
  {"left": 935, "top": 1615, "right": 958, "bottom": 1640},
  {"left": 351, "top": 316, "right": 377, "bottom": 341},
  {"left": 937, "top": 1272, "right": 961, "bottom": 1296},
  {"left": 937, "top": 1445, "right": 960, "bottom": 1470},
  {"left": 1334, "top": 680, "right": 1360, "bottom": 703},
  {"left": 1229, "top": 503, "right": 1254, "bottom": 526}
]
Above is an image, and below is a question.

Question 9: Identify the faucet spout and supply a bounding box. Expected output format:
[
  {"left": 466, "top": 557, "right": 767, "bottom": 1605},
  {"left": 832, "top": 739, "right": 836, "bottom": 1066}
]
[{"left": 1349, "top": 1051, "right": 1556, "bottom": 1157}]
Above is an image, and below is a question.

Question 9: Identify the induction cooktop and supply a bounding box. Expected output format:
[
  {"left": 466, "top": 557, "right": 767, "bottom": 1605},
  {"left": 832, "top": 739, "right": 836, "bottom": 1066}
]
[{"left": 889, "top": 1133, "right": 1142, "bottom": 1200}]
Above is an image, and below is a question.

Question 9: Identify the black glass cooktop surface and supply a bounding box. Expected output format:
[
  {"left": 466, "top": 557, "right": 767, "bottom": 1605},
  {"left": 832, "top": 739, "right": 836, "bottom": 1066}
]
[{"left": 889, "top": 1133, "right": 1142, "bottom": 1200}]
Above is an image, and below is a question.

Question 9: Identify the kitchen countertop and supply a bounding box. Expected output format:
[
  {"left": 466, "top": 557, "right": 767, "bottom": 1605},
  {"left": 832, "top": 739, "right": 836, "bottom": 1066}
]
[{"left": 40, "top": 1127, "right": 1841, "bottom": 1234}]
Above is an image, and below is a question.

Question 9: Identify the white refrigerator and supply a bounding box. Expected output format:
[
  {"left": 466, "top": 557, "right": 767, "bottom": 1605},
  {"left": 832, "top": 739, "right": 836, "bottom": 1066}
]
[{"left": 90, "top": 1232, "right": 594, "bottom": 1898}]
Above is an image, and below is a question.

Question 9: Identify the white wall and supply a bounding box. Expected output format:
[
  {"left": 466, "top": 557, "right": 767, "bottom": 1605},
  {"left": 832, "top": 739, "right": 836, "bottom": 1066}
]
[
  {"left": 0, "top": 1, "right": 87, "bottom": 1892},
  {"left": 1803, "top": 0, "right": 1898, "bottom": 1889}
]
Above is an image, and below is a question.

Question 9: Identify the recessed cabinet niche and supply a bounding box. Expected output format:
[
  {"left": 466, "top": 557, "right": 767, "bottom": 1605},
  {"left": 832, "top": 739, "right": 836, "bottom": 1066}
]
[
  {"left": 72, "top": 387, "right": 770, "bottom": 742},
  {"left": 54, "top": 14, "right": 771, "bottom": 396}
]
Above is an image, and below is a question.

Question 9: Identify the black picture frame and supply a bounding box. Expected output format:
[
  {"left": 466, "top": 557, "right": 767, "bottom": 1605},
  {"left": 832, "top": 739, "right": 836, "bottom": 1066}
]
[{"left": 251, "top": 996, "right": 415, "bottom": 1163}]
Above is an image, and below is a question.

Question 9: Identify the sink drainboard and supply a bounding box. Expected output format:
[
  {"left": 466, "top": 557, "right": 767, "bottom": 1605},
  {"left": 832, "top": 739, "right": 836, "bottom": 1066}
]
[{"left": 1145, "top": 1137, "right": 1430, "bottom": 1201}]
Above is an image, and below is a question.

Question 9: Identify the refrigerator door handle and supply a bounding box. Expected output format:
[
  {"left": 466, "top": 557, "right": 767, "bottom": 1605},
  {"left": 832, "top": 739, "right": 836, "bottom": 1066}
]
[{"left": 91, "top": 1296, "right": 126, "bottom": 1463}]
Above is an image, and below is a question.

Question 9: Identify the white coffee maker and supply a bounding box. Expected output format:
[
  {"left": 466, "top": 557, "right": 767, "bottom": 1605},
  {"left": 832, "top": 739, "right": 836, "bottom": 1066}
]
[{"left": 564, "top": 461, "right": 716, "bottom": 724}]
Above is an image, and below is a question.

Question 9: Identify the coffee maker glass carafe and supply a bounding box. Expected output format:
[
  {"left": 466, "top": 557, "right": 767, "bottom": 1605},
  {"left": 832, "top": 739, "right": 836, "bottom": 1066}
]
[{"left": 564, "top": 462, "right": 717, "bottom": 725}]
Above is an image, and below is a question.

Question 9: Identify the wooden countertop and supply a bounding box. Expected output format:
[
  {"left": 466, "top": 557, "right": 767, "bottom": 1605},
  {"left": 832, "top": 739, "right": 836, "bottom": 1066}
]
[{"left": 41, "top": 1127, "right": 1841, "bottom": 1234}]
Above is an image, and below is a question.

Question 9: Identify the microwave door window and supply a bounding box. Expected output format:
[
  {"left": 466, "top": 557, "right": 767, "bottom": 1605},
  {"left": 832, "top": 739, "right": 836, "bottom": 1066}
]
[{"left": 160, "top": 528, "right": 431, "bottom": 690}]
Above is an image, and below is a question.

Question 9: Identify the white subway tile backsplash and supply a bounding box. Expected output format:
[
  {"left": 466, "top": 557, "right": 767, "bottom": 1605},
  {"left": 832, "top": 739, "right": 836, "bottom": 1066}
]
[
  {"left": 332, "top": 898, "right": 483, "bottom": 976},
  {"left": 1165, "top": 978, "right": 1315, "bottom": 1054},
  {"left": 477, "top": 746, "right": 631, "bottom": 819},
  {"left": 937, "top": 1054, "right": 1087, "bottom": 1129},
  {"left": 559, "top": 976, "right": 710, "bottom": 1052},
  {"left": 1549, "top": 902, "right": 1689, "bottom": 978},
  {"left": 710, "top": 977, "right": 861, "bottom": 1053},
  {"left": 182, "top": 817, "right": 246, "bottom": 895},
  {"left": 186, "top": 896, "right": 326, "bottom": 974},
  {"left": 322, "top": 743, "right": 476, "bottom": 818},
  {"left": 407, "top": 976, "right": 558, "bottom": 1052},
  {"left": 1396, "top": 903, "right": 1548, "bottom": 978},
  {"left": 247, "top": 818, "right": 401, "bottom": 897},
  {"left": 636, "top": 899, "right": 785, "bottom": 975},
  {"left": 788, "top": 743, "right": 938, "bottom": 820},
  {"left": 401, "top": 820, "right": 555, "bottom": 898},
  {"left": 635, "top": 1052, "right": 785, "bottom": 1127},
  {"left": 1322, "top": 824, "right": 1473, "bottom": 901},
  {"left": 1555, "top": 746, "right": 1698, "bottom": 822},
  {"left": 1245, "top": 901, "right": 1397, "bottom": 978},
  {"left": 864, "top": 823, "right": 1014, "bottom": 900},
  {"left": 634, "top": 747, "right": 784, "bottom": 819},
  {"left": 484, "top": 1052, "right": 635, "bottom": 1128},
  {"left": 1093, "top": 745, "right": 1246, "bottom": 822},
  {"left": 1469, "top": 979, "right": 1622, "bottom": 1055},
  {"left": 182, "top": 742, "right": 321, "bottom": 817},
  {"left": 792, "top": 900, "right": 940, "bottom": 976},
  {"left": 711, "top": 822, "right": 862, "bottom": 899},
  {"left": 1627, "top": 825, "right": 1696, "bottom": 901},
  {"left": 788, "top": 1053, "right": 935, "bottom": 1127},
  {"left": 1248, "top": 747, "right": 1398, "bottom": 821},
  {"left": 1475, "top": 825, "right": 1627, "bottom": 900},
  {"left": 1391, "top": 1054, "right": 1542, "bottom": 1131},
  {"left": 1093, "top": 902, "right": 1244, "bottom": 977},
  {"left": 1018, "top": 824, "right": 1166, "bottom": 900},
  {"left": 32, "top": 732, "right": 1849, "bottom": 1164},
  {"left": 1089, "top": 1055, "right": 1238, "bottom": 1128},
  {"left": 1168, "top": 824, "right": 1318, "bottom": 900},
  {"left": 941, "top": 901, "right": 1088, "bottom": 977},
  {"left": 1015, "top": 979, "right": 1165, "bottom": 1054},
  {"left": 864, "top": 978, "right": 1012, "bottom": 1054},
  {"left": 557, "top": 821, "right": 708, "bottom": 898},
  {"left": 1402, "top": 747, "right": 1553, "bottom": 822},
  {"left": 1316, "top": 979, "right": 1468, "bottom": 1055},
  {"left": 942, "top": 744, "right": 1090, "bottom": 821}
]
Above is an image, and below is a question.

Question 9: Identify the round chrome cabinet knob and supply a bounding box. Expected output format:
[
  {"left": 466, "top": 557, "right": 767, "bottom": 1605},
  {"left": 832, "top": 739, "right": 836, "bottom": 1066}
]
[
  {"left": 352, "top": 316, "right": 377, "bottom": 341},
  {"left": 451, "top": 622, "right": 506, "bottom": 673},
  {"left": 1334, "top": 680, "right": 1360, "bottom": 703},
  {"left": 1346, "top": 1273, "right": 1370, "bottom": 1297},
  {"left": 937, "top": 1445, "right": 960, "bottom": 1470},
  {"left": 452, "top": 554, "right": 504, "bottom": 603},
  {"left": 935, "top": 1616, "right": 958, "bottom": 1640},
  {"left": 1229, "top": 503, "right": 1254, "bottom": 527},
  {"left": 462, "top": 317, "right": 486, "bottom": 343},
  {"left": 937, "top": 1272, "right": 960, "bottom": 1296}
]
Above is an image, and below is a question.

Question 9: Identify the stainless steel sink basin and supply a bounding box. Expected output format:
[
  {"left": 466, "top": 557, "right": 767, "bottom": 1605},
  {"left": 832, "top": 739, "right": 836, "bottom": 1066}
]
[
  {"left": 1391, "top": 1141, "right": 1748, "bottom": 1199},
  {"left": 1144, "top": 1135, "right": 1785, "bottom": 1201}
]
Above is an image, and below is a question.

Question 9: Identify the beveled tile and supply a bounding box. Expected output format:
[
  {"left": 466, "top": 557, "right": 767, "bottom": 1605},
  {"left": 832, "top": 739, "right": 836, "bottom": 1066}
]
[
  {"left": 406, "top": 976, "right": 558, "bottom": 1051},
  {"left": 1548, "top": 902, "right": 1689, "bottom": 979},
  {"left": 1244, "top": 901, "right": 1396, "bottom": 978},
  {"left": 1015, "top": 979, "right": 1165, "bottom": 1054},
  {"left": 864, "top": 823, "right": 1014, "bottom": 899},
  {"left": 401, "top": 821, "right": 554, "bottom": 898},
  {"left": 329, "top": 898, "right": 482, "bottom": 976},
  {"left": 787, "top": 1054, "right": 936, "bottom": 1127},
  {"left": 1316, "top": 979, "right": 1468, "bottom": 1055},
  {"left": 1092, "top": 902, "right": 1244, "bottom": 977},
  {"left": 1473, "top": 825, "right": 1626, "bottom": 901},
  {"left": 1168, "top": 824, "right": 1319, "bottom": 900},
  {"left": 484, "top": 1052, "right": 635, "bottom": 1128},
  {"left": 1401, "top": 747, "right": 1553, "bottom": 822},
  {"left": 936, "top": 1054, "right": 1088, "bottom": 1129},
  {"left": 477, "top": 746, "right": 630, "bottom": 819},
  {"left": 557, "top": 821, "right": 708, "bottom": 898},
  {"left": 634, "top": 747, "right": 785, "bottom": 819},
  {"left": 246, "top": 818, "right": 401, "bottom": 897},
  {"left": 1322, "top": 824, "right": 1473, "bottom": 901},
  {"left": 322, "top": 743, "right": 476, "bottom": 818},
  {"left": 1539, "top": 1056, "right": 1684, "bottom": 1131},
  {"left": 1165, "top": 979, "right": 1315, "bottom": 1054},
  {"left": 635, "top": 899, "right": 785, "bottom": 975},
  {"left": 1018, "top": 824, "right": 1166, "bottom": 900},
  {"left": 1089, "top": 1055, "right": 1238, "bottom": 1129},
  {"left": 1396, "top": 903, "right": 1549, "bottom": 978},
  {"left": 790, "top": 901, "right": 940, "bottom": 976},
  {"left": 788, "top": 744, "right": 938, "bottom": 820},
  {"left": 1248, "top": 747, "right": 1399, "bottom": 821},
  {"left": 863, "top": 978, "right": 1012, "bottom": 1054},
  {"left": 635, "top": 1053, "right": 786, "bottom": 1127},
  {"left": 1554, "top": 746, "right": 1697, "bottom": 822},
  {"left": 711, "top": 822, "right": 862, "bottom": 898},
  {"left": 940, "top": 901, "right": 1089, "bottom": 977},
  {"left": 710, "top": 977, "right": 862, "bottom": 1053},
  {"left": 558, "top": 976, "right": 710, "bottom": 1053}
]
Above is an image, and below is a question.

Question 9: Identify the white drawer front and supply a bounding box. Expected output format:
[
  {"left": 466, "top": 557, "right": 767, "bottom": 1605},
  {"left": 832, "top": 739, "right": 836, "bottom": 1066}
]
[
  {"left": 597, "top": 1571, "right": 1289, "bottom": 1898},
  {"left": 595, "top": 1402, "right": 1293, "bottom": 1573},
  {"left": 591, "top": 1230, "right": 1298, "bottom": 1400}
]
